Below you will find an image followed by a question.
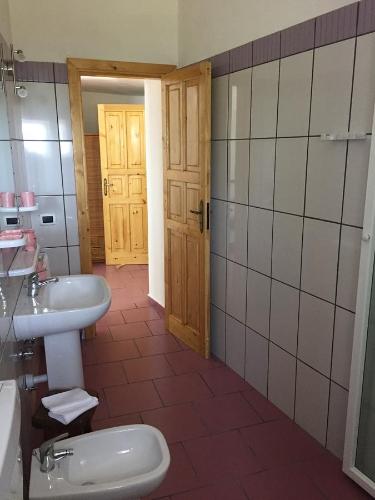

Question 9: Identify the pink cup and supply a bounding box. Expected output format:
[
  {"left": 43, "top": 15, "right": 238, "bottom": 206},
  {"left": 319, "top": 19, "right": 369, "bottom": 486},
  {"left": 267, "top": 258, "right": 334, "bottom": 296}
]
[
  {"left": 20, "top": 191, "right": 35, "bottom": 207},
  {"left": 2, "top": 192, "right": 15, "bottom": 208}
]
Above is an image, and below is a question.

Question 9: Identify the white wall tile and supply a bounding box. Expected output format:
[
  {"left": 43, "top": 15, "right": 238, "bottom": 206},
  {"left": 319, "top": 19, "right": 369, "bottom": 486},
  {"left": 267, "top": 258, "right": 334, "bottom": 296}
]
[
  {"left": 332, "top": 307, "right": 354, "bottom": 390},
  {"left": 56, "top": 84, "right": 72, "bottom": 140},
  {"left": 298, "top": 292, "right": 334, "bottom": 376},
  {"left": 68, "top": 245, "right": 81, "bottom": 274},
  {"left": 305, "top": 138, "right": 346, "bottom": 223},
  {"left": 245, "top": 327, "right": 269, "bottom": 396},
  {"left": 18, "top": 82, "right": 58, "bottom": 140},
  {"left": 210, "top": 199, "right": 227, "bottom": 257},
  {"left": 301, "top": 218, "right": 340, "bottom": 302},
  {"left": 342, "top": 139, "right": 370, "bottom": 227},
  {"left": 310, "top": 39, "right": 355, "bottom": 135},
  {"left": 337, "top": 225, "right": 361, "bottom": 311},
  {"left": 246, "top": 269, "right": 270, "bottom": 338},
  {"left": 251, "top": 60, "right": 279, "bottom": 138},
  {"left": 295, "top": 361, "right": 329, "bottom": 445},
  {"left": 31, "top": 195, "right": 67, "bottom": 247},
  {"left": 226, "top": 260, "right": 247, "bottom": 323},
  {"left": 270, "top": 280, "right": 299, "bottom": 355},
  {"left": 61, "top": 141, "right": 76, "bottom": 195},
  {"left": 226, "top": 314, "right": 246, "bottom": 377},
  {"left": 248, "top": 207, "right": 273, "bottom": 275},
  {"left": 211, "top": 253, "right": 226, "bottom": 311},
  {"left": 228, "top": 140, "right": 249, "bottom": 204},
  {"left": 211, "top": 305, "right": 226, "bottom": 362},
  {"left": 0, "top": 141, "right": 14, "bottom": 192},
  {"left": 64, "top": 195, "right": 79, "bottom": 246},
  {"left": 227, "top": 202, "right": 248, "bottom": 266},
  {"left": 249, "top": 139, "right": 275, "bottom": 209},
  {"left": 327, "top": 383, "right": 348, "bottom": 459},
  {"left": 211, "top": 140, "right": 227, "bottom": 200},
  {"left": 268, "top": 343, "right": 296, "bottom": 418},
  {"left": 272, "top": 212, "right": 303, "bottom": 287},
  {"left": 13, "top": 140, "right": 63, "bottom": 195},
  {"left": 274, "top": 138, "right": 307, "bottom": 216},
  {"left": 228, "top": 68, "right": 251, "bottom": 139},
  {"left": 44, "top": 246, "right": 69, "bottom": 275},
  {"left": 212, "top": 76, "right": 228, "bottom": 140},
  {"left": 350, "top": 33, "right": 375, "bottom": 133},
  {"left": 278, "top": 51, "right": 313, "bottom": 137}
]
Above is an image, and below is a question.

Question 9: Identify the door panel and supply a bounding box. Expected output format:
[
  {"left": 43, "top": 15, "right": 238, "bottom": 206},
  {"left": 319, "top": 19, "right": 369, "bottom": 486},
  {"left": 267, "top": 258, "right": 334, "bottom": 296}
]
[
  {"left": 162, "top": 62, "right": 211, "bottom": 357},
  {"left": 98, "top": 104, "right": 148, "bottom": 265}
]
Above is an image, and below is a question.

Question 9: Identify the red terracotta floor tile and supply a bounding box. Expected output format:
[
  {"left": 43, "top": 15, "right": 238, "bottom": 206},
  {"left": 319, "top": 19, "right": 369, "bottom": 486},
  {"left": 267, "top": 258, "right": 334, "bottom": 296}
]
[
  {"left": 99, "top": 310, "right": 125, "bottom": 326},
  {"left": 171, "top": 479, "right": 248, "bottom": 500},
  {"left": 184, "top": 430, "right": 263, "bottom": 482},
  {"left": 82, "top": 341, "right": 97, "bottom": 365},
  {"left": 240, "top": 419, "right": 325, "bottom": 469},
  {"left": 105, "top": 381, "right": 162, "bottom": 416},
  {"left": 176, "top": 338, "right": 190, "bottom": 351},
  {"left": 110, "top": 321, "right": 151, "bottom": 341},
  {"left": 136, "top": 334, "right": 181, "bottom": 356},
  {"left": 122, "top": 306, "right": 160, "bottom": 323},
  {"left": 123, "top": 355, "right": 174, "bottom": 382},
  {"left": 93, "top": 326, "right": 113, "bottom": 343},
  {"left": 109, "top": 288, "right": 138, "bottom": 311},
  {"left": 145, "top": 443, "right": 202, "bottom": 499},
  {"left": 92, "top": 413, "right": 142, "bottom": 431},
  {"left": 193, "top": 392, "right": 261, "bottom": 433},
  {"left": 93, "top": 339, "right": 139, "bottom": 363},
  {"left": 141, "top": 404, "right": 209, "bottom": 443},
  {"left": 242, "top": 389, "right": 286, "bottom": 422},
  {"left": 241, "top": 463, "right": 326, "bottom": 500},
  {"left": 297, "top": 453, "right": 371, "bottom": 499},
  {"left": 154, "top": 373, "right": 213, "bottom": 405},
  {"left": 166, "top": 350, "right": 222, "bottom": 375},
  {"left": 92, "top": 390, "right": 110, "bottom": 421},
  {"left": 147, "top": 319, "right": 169, "bottom": 335},
  {"left": 84, "top": 362, "right": 127, "bottom": 389},
  {"left": 201, "top": 366, "right": 250, "bottom": 395}
]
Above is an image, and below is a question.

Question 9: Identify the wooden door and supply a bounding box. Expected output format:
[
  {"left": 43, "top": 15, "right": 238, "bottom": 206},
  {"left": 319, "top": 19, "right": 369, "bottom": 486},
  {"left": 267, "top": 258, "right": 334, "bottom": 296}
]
[
  {"left": 98, "top": 104, "right": 148, "bottom": 265},
  {"left": 162, "top": 62, "right": 211, "bottom": 357},
  {"left": 85, "top": 134, "right": 105, "bottom": 262}
]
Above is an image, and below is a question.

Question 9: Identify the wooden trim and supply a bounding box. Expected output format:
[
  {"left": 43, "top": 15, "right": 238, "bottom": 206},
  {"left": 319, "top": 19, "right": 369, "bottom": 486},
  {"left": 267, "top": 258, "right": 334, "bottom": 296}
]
[
  {"left": 67, "top": 58, "right": 176, "bottom": 275},
  {"left": 67, "top": 58, "right": 176, "bottom": 338}
]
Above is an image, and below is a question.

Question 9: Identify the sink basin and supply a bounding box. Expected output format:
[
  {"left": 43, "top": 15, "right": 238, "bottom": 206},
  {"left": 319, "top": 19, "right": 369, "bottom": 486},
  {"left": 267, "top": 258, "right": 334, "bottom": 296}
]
[
  {"left": 29, "top": 425, "right": 170, "bottom": 500},
  {"left": 13, "top": 274, "right": 111, "bottom": 390},
  {"left": 14, "top": 274, "right": 111, "bottom": 339}
]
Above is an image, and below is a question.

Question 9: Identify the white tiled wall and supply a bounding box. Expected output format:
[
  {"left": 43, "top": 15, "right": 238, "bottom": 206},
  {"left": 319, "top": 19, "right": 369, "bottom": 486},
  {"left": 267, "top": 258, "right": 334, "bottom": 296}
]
[
  {"left": 9, "top": 81, "right": 79, "bottom": 275},
  {"left": 210, "top": 32, "right": 375, "bottom": 458}
]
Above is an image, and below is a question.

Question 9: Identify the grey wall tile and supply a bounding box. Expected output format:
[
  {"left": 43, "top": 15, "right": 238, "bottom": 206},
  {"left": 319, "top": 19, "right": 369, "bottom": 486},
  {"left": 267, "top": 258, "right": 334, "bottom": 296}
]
[
  {"left": 337, "top": 225, "right": 361, "bottom": 311},
  {"left": 212, "top": 51, "right": 230, "bottom": 77},
  {"left": 226, "top": 260, "right": 247, "bottom": 323},
  {"left": 211, "top": 199, "right": 227, "bottom": 257},
  {"left": 68, "top": 245, "right": 81, "bottom": 274},
  {"left": 31, "top": 195, "right": 67, "bottom": 247},
  {"left": 332, "top": 307, "right": 355, "bottom": 389},
  {"left": 54, "top": 63, "right": 68, "bottom": 84},
  {"left": 245, "top": 328, "right": 269, "bottom": 396},
  {"left": 246, "top": 269, "right": 271, "bottom": 338},
  {"left": 270, "top": 280, "right": 299, "bottom": 355},
  {"left": 212, "top": 76, "right": 229, "bottom": 140},
  {"left": 230, "top": 42, "right": 252, "bottom": 73},
  {"left": 268, "top": 343, "right": 296, "bottom": 418},
  {"left": 227, "top": 202, "right": 248, "bottom": 266},
  {"left": 327, "top": 382, "right": 349, "bottom": 459},
  {"left": 228, "top": 140, "right": 249, "bottom": 204},
  {"left": 226, "top": 315, "right": 246, "bottom": 377},
  {"left": 253, "top": 32, "right": 281, "bottom": 66},
  {"left": 280, "top": 19, "right": 315, "bottom": 58},
  {"left": 248, "top": 207, "right": 273, "bottom": 275},
  {"left": 251, "top": 61, "right": 279, "bottom": 138},
  {"left": 211, "top": 305, "right": 226, "bottom": 361},
  {"left": 211, "top": 253, "right": 227, "bottom": 311},
  {"left": 357, "top": 0, "right": 375, "bottom": 35},
  {"left": 315, "top": 3, "right": 358, "bottom": 47},
  {"left": 15, "top": 61, "right": 54, "bottom": 83},
  {"left": 249, "top": 139, "right": 275, "bottom": 209},
  {"left": 211, "top": 140, "right": 228, "bottom": 200},
  {"left": 228, "top": 69, "right": 251, "bottom": 139}
]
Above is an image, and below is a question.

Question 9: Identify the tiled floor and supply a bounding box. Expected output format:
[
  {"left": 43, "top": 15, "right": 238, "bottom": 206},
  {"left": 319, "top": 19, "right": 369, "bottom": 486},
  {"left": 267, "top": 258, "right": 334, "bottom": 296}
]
[{"left": 84, "top": 263, "right": 369, "bottom": 499}]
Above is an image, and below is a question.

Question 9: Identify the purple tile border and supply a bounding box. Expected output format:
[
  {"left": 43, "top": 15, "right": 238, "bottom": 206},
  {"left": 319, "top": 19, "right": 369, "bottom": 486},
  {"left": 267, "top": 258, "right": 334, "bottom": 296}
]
[
  {"left": 230, "top": 42, "right": 252, "bottom": 73},
  {"left": 211, "top": 51, "right": 230, "bottom": 78},
  {"left": 281, "top": 19, "right": 315, "bottom": 58},
  {"left": 358, "top": 0, "right": 375, "bottom": 35},
  {"left": 54, "top": 63, "right": 68, "bottom": 84},
  {"left": 15, "top": 61, "right": 54, "bottom": 83},
  {"left": 315, "top": 2, "right": 358, "bottom": 47},
  {"left": 253, "top": 32, "right": 281, "bottom": 66}
]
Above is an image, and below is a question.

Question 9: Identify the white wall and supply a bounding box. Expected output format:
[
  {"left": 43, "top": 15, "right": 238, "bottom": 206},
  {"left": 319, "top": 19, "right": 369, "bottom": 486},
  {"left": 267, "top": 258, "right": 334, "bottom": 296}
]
[
  {"left": 0, "top": 0, "right": 11, "bottom": 43},
  {"left": 144, "top": 79, "right": 164, "bottom": 307},
  {"left": 8, "top": 0, "right": 178, "bottom": 64},
  {"left": 178, "top": 0, "right": 356, "bottom": 65},
  {"left": 82, "top": 91, "right": 144, "bottom": 133}
]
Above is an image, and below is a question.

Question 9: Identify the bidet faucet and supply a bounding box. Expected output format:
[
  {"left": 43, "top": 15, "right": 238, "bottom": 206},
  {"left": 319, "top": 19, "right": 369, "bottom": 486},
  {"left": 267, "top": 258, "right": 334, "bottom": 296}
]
[
  {"left": 37, "top": 433, "right": 74, "bottom": 473},
  {"left": 27, "top": 272, "right": 59, "bottom": 297}
]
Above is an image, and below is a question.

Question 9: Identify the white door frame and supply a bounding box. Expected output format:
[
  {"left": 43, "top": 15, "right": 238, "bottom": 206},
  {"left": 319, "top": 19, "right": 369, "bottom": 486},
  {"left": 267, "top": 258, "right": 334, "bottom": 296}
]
[{"left": 343, "top": 101, "right": 375, "bottom": 497}]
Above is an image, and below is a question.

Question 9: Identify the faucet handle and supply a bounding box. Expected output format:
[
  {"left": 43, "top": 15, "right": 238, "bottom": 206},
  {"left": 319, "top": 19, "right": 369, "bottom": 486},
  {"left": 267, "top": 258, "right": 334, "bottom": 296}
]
[
  {"left": 28, "top": 272, "right": 39, "bottom": 283},
  {"left": 39, "top": 432, "right": 69, "bottom": 460}
]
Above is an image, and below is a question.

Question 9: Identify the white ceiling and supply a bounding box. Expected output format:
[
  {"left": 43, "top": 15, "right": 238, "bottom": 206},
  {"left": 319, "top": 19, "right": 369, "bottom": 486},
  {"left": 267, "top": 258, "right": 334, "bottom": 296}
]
[{"left": 81, "top": 76, "right": 144, "bottom": 96}]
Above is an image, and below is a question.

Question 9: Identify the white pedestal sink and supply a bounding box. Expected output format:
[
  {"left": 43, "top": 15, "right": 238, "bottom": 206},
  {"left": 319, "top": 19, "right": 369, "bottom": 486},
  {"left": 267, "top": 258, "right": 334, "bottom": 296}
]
[{"left": 14, "top": 275, "right": 111, "bottom": 390}]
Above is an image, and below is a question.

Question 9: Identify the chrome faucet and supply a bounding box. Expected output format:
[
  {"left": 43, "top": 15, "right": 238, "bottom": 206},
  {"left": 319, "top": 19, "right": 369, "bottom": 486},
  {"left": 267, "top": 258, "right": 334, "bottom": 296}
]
[
  {"left": 27, "top": 272, "right": 59, "bottom": 297},
  {"left": 37, "top": 433, "right": 74, "bottom": 473}
]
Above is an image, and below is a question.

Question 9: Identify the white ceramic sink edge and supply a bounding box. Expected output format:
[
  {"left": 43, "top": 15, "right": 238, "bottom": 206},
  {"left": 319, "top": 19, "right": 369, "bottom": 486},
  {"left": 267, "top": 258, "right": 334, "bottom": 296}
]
[{"left": 13, "top": 274, "right": 111, "bottom": 340}]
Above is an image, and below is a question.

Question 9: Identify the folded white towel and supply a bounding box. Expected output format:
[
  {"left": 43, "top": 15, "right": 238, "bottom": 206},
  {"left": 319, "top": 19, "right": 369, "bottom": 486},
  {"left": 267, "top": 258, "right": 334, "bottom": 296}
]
[{"left": 42, "top": 388, "right": 99, "bottom": 425}]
